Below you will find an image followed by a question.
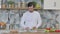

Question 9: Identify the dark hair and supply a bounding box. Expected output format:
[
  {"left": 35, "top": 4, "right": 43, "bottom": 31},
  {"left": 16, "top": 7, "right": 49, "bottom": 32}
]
[{"left": 27, "top": 2, "right": 36, "bottom": 8}]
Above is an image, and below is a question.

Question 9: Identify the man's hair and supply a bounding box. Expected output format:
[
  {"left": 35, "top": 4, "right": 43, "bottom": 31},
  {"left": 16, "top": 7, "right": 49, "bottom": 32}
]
[{"left": 27, "top": 2, "right": 36, "bottom": 8}]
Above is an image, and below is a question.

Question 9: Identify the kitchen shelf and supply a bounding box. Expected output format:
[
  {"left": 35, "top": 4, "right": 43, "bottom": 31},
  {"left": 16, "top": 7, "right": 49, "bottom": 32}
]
[{"left": 1, "top": 8, "right": 41, "bottom": 10}]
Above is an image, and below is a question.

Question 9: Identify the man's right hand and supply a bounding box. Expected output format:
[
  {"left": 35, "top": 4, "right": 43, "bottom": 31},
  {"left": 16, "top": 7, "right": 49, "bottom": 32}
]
[{"left": 25, "top": 27, "right": 29, "bottom": 30}]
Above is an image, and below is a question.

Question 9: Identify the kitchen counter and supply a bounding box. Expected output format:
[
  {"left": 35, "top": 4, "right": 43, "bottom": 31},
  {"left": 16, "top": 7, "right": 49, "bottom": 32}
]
[
  {"left": 21, "top": 32, "right": 60, "bottom": 34},
  {"left": 1, "top": 32, "right": 60, "bottom": 34},
  {"left": 1, "top": 29, "right": 60, "bottom": 34}
]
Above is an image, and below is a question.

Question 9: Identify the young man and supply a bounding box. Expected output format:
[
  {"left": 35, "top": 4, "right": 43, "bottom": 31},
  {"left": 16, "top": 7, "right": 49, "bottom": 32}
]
[{"left": 20, "top": 2, "right": 42, "bottom": 30}]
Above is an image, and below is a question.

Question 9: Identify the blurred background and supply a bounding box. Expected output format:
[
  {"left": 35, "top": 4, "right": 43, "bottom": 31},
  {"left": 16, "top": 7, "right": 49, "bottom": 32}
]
[{"left": 0, "top": 0, "right": 60, "bottom": 32}]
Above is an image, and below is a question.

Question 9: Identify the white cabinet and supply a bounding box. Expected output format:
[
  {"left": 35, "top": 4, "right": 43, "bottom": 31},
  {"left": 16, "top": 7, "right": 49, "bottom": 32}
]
[
  {"left": 44, "top": 0, "right": 60, "bottom": 9},
  {"left": 0, "top": 0, "right": 1, "bottom": 8}
]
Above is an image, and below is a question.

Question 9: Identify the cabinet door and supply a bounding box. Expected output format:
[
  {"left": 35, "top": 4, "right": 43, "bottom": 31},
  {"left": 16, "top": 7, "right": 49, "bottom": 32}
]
[
  {"left": 0, "top": 0, "right": 1, "bottom": 8},
  {"left": 44, "top": 0, "right": 60, "bottom": 9},
  {"left": 56, "top": 0, "right": 60, "bottom": 9}
]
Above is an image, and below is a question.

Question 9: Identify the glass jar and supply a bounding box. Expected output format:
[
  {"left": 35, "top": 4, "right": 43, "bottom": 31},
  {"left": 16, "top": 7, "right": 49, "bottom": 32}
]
[{"left": 1, "top": 4, "right": 6, "bottom": 8}]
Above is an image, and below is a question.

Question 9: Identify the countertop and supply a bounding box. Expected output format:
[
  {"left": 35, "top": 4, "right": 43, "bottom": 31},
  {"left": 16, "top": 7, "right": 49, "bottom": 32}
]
[{"left": 1, "top": 32, "right": 60, "bottom": 34}]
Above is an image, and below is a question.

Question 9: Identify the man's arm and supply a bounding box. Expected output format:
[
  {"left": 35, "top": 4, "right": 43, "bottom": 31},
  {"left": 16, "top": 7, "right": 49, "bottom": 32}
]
[{"left": 36, "top": 13, "right": 42, "bottom": 28}]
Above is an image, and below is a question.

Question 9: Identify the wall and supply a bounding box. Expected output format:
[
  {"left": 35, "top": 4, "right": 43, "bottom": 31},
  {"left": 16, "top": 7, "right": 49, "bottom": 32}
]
[{"left": 0, "top": 10, "right": 60, "bottom": 29}]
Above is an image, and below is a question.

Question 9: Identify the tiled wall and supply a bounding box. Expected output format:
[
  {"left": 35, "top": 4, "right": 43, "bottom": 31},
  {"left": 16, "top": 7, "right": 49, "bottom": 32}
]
[
  {"left": 0, "top": 0, "right": 60, "bottom": 30},
  {"left": 0, "top": 10, "right": 60, "bottom": 29}
]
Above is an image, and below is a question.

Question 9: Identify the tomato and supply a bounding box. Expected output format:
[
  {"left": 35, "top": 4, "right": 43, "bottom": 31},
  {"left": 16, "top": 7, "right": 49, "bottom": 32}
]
[
  {"left": 55, "top": 30, "right": 60, "bottom": 32},
  {"left": 46, "top": 28, "right": 51, "bottom": 30}
]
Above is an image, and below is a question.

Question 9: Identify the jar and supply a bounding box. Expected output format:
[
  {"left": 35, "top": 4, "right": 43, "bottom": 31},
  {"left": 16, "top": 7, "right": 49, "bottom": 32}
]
[{"left": 2, "top": 4, "right": 6, "bottom": 8}]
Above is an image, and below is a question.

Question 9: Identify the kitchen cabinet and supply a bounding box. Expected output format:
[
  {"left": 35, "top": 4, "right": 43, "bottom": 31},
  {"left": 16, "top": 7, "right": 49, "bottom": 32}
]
[
  {"left": 0, "top": 0, "right": 1, "bottom": 8},
  {"left": 44, "top": 0, "right": 60, "bottom": 10}
]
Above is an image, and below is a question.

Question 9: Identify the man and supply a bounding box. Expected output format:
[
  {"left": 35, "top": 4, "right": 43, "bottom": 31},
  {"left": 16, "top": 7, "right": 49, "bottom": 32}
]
[{"left": 20, "top": 2, "right": 42, "bottom": 30}]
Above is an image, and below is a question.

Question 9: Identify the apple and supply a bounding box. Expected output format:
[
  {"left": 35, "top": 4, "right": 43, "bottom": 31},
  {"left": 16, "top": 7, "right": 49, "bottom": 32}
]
[{"left": 55, "top": 30, "right": 60, "bottom": 32}]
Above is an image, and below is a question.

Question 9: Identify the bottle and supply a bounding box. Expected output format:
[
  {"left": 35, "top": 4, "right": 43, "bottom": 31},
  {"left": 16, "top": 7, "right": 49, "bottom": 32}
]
[
  {"left": 56, "top": 24, "right": 59, "bottom": 29},
  {"left": 14, "top": 0, "right": 20, "bottom": 9},
  {"left": 21, "top": 0, "right": 25, "bottom": 8},
  {"left": 1, "top": 0, "right": 7, "bottom": 8},
  {"left": 17, "top": 2, "right": 21, "bottom": 8},
  {"left": 15, "top": 3, "right": 18, "bottom": 8}
]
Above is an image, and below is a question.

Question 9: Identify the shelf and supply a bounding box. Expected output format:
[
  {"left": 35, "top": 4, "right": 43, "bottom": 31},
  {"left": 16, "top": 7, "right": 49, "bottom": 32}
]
[{"left": 1, "top": 8, "right": 41, "bottom": 10}]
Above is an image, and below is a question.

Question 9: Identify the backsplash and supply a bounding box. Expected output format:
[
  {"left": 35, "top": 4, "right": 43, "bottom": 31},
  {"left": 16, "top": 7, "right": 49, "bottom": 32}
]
[{"left": 0, "top": 10, "right": 60, "bottom": 29}]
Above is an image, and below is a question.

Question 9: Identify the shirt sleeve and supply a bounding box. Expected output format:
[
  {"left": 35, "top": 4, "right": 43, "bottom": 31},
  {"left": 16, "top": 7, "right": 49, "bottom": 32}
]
[
  {"left": 36, "top": 13, "right": 42, "bottom": 28},
  {"left": 20, "top": 14, "right": 26, "bottom": 28}
]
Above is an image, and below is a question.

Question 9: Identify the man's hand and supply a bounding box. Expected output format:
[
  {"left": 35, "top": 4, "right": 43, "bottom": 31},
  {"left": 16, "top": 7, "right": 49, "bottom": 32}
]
[
  {"left": 25, "top": 27, "right": 29, "bottom": 30},
  {"left": 32, "top": 27, "right": 37, "bottom": 30}
]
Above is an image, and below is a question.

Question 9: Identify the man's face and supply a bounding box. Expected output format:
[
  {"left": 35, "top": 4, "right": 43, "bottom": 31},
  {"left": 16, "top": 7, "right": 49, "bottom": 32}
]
[{"left": 28, "top": 5, "right": 34, "bottom": 12}]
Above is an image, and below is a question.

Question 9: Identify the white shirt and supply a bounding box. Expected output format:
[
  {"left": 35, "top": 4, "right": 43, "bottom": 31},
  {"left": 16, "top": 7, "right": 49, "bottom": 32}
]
[{"left": 20, "top": 11, "right": 42, "bottom": 29}]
